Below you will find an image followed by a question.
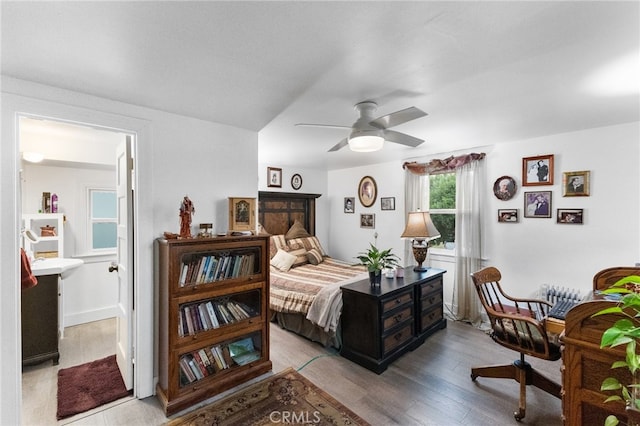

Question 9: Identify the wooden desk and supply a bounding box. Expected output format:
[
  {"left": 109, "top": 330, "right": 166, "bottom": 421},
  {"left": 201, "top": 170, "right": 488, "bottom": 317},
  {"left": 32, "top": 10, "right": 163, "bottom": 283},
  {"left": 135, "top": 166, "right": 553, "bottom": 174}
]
[
  {"left": 340, "top": 268, "right": 447, "bottom": 374},
  {"left": 560, "top": 300, "right": 632, "bottom": 426}
]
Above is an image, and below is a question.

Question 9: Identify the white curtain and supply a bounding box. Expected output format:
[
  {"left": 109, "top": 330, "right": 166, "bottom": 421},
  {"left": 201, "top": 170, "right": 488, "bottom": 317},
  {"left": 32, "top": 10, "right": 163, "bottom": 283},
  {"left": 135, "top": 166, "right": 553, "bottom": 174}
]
[
  {"left": 403, "top": 154, "right": 485, "bottom": 326},
  {"left": 452, "top": 159, "right": 485, "bottom": 326}
]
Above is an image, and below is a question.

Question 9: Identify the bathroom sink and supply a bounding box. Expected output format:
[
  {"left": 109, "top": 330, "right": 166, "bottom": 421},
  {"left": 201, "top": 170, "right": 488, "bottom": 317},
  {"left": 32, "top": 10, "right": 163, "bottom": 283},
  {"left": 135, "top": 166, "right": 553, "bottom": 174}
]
[{"left": 31, "top": 258, "right": 84, "bottom": 278}]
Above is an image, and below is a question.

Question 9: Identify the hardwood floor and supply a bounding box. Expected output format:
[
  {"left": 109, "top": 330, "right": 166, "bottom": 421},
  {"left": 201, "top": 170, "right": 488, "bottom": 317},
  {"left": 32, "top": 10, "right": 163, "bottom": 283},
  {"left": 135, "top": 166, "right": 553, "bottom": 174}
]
[{"left": 22, "top": 318, "right": 562, "bottom": 425}]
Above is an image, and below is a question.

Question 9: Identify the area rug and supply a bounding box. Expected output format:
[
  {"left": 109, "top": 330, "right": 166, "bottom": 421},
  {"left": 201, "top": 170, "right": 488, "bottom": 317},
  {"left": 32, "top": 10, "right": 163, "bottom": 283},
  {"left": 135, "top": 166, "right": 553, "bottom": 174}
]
[
  {"left": 167, "top": 367, "right": 369, "bottom": 425},
  {"left": 57, "top": 354, "right": 131, "bottom": 420}
]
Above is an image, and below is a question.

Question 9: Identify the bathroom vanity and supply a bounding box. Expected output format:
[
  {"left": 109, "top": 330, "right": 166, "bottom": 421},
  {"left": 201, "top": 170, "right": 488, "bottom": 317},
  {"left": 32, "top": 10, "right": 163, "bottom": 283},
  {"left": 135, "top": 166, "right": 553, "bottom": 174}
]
[
  {"left": 22, "top": 274, "right": 59, "bottom": 366},
  {"left": 21, "top": 258, "right": 83, "bottom": 367}
]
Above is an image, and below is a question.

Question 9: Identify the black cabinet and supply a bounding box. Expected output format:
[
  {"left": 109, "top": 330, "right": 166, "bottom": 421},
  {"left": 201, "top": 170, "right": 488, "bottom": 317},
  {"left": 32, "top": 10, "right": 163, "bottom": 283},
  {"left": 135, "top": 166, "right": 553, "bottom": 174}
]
[
  {"left": 340, "top": 268, "right": 446, "bottom": 373},
  {"left": 22, "top": 274, "right": 60, "bottom": 366}
]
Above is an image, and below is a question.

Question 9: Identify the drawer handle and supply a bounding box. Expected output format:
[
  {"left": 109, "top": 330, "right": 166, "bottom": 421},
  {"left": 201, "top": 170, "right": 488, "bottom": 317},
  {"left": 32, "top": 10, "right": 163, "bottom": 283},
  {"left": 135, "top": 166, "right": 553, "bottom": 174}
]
[
  {"left": 395, "top": 298, "right": 402, "bottom": 304},
  {"left": 394, "top": 332, "right": 404, "bottom": 341},
  {"left": 394, "top": 314, "right": 403, "bottom": 323}
]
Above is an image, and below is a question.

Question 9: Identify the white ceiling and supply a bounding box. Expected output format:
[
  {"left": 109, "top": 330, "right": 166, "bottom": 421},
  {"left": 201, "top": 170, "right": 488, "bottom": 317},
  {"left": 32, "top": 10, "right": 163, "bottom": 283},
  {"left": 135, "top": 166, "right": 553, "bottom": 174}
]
[{"left": 2, "top": 1, "right": 639, "bottom": 171}]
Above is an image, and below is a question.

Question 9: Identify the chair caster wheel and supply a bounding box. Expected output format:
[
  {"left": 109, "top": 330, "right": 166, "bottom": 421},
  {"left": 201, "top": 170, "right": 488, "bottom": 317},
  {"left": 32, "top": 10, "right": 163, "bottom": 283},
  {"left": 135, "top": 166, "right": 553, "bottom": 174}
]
[{"left": 514, "top": 409, "right": 524, "bottom": 421}]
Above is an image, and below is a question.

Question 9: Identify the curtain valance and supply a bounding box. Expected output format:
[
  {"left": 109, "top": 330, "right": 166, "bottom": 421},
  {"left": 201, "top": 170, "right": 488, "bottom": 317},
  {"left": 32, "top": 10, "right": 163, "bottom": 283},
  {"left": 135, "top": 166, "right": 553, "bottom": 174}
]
[{"left": 403, "top": 153, "right": 486, "bottom": 175}]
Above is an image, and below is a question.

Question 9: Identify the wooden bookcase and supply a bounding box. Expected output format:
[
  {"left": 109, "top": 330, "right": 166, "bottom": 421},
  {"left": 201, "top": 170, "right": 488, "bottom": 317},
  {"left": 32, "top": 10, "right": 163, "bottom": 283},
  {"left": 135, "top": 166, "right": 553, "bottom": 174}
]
[{"left": 155, "top": 235, "right": 272, "bottom": 416}]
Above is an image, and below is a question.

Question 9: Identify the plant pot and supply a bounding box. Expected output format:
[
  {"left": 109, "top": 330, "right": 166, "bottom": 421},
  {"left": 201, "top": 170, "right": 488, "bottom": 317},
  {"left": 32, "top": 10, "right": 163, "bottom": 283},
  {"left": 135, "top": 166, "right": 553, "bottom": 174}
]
[{"left": 369, "top": 270, "right": 382, "bottom": 287}]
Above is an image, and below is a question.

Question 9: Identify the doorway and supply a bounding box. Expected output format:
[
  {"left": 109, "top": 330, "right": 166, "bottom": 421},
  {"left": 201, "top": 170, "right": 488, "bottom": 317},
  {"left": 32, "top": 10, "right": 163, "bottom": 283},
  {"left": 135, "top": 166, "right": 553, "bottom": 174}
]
[{"left": 19, "top": 115, "right": 135, "bottom": 422}]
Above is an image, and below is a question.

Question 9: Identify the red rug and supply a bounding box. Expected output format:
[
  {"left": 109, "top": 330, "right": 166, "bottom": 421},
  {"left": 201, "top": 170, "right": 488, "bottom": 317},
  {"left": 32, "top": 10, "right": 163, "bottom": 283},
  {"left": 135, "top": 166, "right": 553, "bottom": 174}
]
[{"left": 57, "top": 354, "right": 131, "bottom": 420}]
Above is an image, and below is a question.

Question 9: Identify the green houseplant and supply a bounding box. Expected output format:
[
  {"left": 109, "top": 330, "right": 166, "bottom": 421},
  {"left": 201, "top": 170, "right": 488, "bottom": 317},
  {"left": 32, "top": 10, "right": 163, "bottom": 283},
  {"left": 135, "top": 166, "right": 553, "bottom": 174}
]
[
  {"left": 355, "top": 243, "right": 400, "bottom": 286},
  {"left": 593, "top": 275, "right": 640, "bottom": 426}
]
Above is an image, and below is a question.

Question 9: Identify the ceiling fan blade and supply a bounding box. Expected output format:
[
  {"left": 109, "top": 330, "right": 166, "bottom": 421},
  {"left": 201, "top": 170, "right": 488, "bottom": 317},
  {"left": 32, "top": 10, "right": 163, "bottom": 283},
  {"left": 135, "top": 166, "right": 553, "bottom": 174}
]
[
  {"left": 296, "top": 123, "right": 351, "bottom": 130},
  {"left": 328, "top": 138, "right": 349, "bottom": 152},
  {"left": 370, "top": 107, "right": 427, "bottom": 129},
  {"left": 383, "top": 130, "right": 425, "bottom": 148}
]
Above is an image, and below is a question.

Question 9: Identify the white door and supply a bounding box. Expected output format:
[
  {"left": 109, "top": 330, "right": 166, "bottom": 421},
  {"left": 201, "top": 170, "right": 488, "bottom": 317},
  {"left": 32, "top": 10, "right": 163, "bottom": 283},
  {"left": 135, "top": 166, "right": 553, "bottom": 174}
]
[{"left": 114, "top": 136, "right": 134, "bottom": 390}]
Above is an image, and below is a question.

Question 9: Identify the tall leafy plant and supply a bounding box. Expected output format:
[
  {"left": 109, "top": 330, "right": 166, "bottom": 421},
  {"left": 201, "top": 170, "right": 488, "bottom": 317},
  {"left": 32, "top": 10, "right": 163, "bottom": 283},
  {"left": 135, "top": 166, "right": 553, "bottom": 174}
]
[
  {"left": 593, "top": 275, "right": 640, "bottom": 426},
  {"left": 355, "top": 243, "right": 400, "bottom": 272}
]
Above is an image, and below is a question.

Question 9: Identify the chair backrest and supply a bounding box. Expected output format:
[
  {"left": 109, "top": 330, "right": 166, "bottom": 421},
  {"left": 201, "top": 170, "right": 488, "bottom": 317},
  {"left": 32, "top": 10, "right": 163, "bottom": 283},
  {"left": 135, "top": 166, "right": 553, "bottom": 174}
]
[
  {"left": 593, "top": 266, "right": 640, "bottom": 291},
  {"left": 471, "top": 266, "right": 561, "bottom": 361}
]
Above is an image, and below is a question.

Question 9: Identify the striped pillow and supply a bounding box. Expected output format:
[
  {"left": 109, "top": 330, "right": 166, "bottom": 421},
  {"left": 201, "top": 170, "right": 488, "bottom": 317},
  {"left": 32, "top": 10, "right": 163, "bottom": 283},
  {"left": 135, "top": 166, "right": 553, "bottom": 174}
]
[
  {"left": 269, "top": 235, "right": 287, "bottom": 259},
  {"left": 289, "top": 236, "right": 327, "bottom": 257},
  {"left": 306, "top": 248, "right": 323, "bottom": 265},
  {"left": 287, "top": 245, "right": 308, "bottom": 268}
]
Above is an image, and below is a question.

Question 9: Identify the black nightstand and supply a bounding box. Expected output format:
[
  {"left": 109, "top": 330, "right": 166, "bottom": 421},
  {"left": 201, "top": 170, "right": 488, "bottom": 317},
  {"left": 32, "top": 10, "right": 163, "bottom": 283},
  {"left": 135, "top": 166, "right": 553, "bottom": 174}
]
[{"left": 340, "top": 267, "right": 446, "bottom": 374}]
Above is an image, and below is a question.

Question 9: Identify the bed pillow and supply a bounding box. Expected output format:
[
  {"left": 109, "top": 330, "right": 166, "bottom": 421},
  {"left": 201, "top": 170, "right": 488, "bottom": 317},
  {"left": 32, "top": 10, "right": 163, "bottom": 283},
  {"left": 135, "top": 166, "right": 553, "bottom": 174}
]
[
  {"left": 269, "top": 235, "right": 288, "bottom": 259},
  {"left": 287, "top": 243, "right": 308, "bottom": 268},
  {"left": 289, "top": 236, "right": 328, "bottom": 257},
  {"left": 306, "top": 248, "right": 323, "bottom": 265},
  {"left": 285, "top": 220, "right": 311, "bottom": 240},
  {"left": 270, "top": 249, "right": 297, "bottom": 272}
]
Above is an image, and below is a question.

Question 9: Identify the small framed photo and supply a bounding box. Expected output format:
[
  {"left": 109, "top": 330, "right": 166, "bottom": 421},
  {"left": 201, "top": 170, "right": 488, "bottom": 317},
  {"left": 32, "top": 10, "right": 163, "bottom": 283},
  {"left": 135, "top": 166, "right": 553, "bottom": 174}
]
[
  {"left": 522, "top": 154, "right": 554, "bottom": 186},
  {"left": 344, "top": 197, "right": 355, "bottom": 213},
  {"left": 524, "top": 191, "right": 552, "bottom": 218},
  {"left": 498, "top": 209, "right": 518, "bottom": 223},
  {"left": 562, "top": 171, "right": 590, "bottom": 196},
  {"left": 228, "top": 197, "right": 256, "bottom": 232},
  {"left": 381, "top": 197, "right": 395, "bottom": 211},
  {"left": 267, "top": 167, "right": 282, "bottom": 188},
  {"left": 557, "top": 208, "right": 584, "bottom": 224},
  {"left": 291, "top": 173, "right": 302, "bottom": 190},
  {"left": 360, "top": 213, "right": 375, "bottom": 229},
  {"left": 358, "top": 176, "right": 377, "bottom": 207}
]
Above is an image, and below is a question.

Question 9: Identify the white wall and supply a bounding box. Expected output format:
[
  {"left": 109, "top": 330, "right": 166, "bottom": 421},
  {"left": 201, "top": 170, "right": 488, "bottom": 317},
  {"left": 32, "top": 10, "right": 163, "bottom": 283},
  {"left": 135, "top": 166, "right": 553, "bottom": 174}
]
[
  {"left": 327, "top": 122, "right": 640, "bottom": 310},
  {"left": 1, "top": 76, "right": 259, "bottom": 425}
]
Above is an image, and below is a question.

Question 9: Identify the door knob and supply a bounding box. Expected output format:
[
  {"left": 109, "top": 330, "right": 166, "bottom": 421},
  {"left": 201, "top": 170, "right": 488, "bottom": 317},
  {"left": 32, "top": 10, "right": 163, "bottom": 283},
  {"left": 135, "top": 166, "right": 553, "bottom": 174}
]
[{"left": 109, "top": 262, "right": 119, "bottom": 273}]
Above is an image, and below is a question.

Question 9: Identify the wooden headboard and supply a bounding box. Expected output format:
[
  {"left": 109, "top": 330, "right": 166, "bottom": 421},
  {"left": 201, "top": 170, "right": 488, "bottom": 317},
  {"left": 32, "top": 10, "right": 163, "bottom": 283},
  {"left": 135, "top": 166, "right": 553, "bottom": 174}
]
[{"left": 258, "top": 191, "right": 321, "bottom": 236}]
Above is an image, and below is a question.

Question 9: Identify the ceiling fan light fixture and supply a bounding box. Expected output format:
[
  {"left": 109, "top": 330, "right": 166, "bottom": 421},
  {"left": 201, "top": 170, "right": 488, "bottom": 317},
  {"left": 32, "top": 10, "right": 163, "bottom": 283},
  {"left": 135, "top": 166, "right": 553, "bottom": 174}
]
[{"left": 348, "top": 130, "right": 384, "bottom": 152}]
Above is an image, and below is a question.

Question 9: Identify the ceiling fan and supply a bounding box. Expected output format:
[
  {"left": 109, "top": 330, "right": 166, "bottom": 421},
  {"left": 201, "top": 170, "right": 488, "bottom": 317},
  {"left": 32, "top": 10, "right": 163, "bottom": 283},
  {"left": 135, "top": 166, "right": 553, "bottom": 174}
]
[{"left": 296, "top": 101, "right": 427, "bottom": 152}]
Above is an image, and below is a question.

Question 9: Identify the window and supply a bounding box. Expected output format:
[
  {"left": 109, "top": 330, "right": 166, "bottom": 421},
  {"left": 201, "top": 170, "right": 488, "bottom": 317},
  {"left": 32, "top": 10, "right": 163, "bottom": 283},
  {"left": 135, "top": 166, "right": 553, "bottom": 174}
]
[
  {"left": 89, "top": 189, "right": 117, "bottom": 251},
  {"left": 429, "top": 172, "right": 456, "bottom": 248}
]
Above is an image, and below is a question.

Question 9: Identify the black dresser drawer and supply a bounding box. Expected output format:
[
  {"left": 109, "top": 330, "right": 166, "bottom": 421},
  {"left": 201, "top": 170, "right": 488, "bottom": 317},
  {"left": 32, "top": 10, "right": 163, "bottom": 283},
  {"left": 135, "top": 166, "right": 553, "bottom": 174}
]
[{"left": 381, "top": 289, "right": 412, "bottom": 314}]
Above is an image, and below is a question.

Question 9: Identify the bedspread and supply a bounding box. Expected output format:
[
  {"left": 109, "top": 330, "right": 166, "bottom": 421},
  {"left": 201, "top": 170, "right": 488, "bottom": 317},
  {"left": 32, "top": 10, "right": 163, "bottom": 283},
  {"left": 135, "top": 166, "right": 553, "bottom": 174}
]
[{"left": 269, "top": 258, "right": 366, "bottom": 332}]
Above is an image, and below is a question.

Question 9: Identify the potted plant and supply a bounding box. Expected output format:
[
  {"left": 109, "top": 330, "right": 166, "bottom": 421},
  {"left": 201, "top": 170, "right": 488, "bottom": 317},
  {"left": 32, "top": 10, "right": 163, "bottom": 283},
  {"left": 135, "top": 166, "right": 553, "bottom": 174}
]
[
  {"left": 593, "top": 275, "right": 640, "bottom": 426},
  {"left": 355, "top": 243, "right": 400, "bottom": 286}
]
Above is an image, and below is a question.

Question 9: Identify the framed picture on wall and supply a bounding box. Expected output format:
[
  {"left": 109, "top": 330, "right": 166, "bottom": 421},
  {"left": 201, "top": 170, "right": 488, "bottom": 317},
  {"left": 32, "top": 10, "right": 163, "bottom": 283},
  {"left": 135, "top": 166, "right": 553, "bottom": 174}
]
[
  {"left": 524, "top": 191, "right": 552, "bottom": 218},
  {"left": 522, "top": 154, "right": 554, "bottom": 186},
  {"left": 381, "top": 197, "right": 395, "bottom": 210},
  {"left": 267, "top": 167, "right": 282, "bottom": 188},
  {"left": 562, "top": 171, "right": 590, "bottom": 196},
  {"left": 344, "top": 197, "right": 355, "bottom": 213},
  {"left": 557, "top": 208, "right": 584, "bottom": 224},
  {"left": 360, "top": 213, "right": 375, "bottom": 229},
  {"left": 498, "top": 209, "right": 518, "bottom": 222},
  {"left": 358, "top": 176, "right": 377, "bottom": 207}
]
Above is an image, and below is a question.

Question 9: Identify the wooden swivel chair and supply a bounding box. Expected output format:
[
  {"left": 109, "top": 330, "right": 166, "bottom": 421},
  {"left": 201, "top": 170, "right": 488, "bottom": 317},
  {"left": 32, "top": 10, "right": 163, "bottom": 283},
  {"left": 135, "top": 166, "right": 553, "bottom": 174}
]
[
  {"left": 593, "top": 266, "right": 640, "bottom": 291},
  {"left": 470, "top": 266, "right": 561, "bottom": 421}
]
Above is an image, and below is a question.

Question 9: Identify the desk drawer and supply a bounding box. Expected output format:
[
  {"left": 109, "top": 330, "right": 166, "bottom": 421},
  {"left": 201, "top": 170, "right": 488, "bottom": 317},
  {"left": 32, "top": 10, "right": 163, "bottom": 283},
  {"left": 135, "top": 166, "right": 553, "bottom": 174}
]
[
  {"left": 381, "top": 290, "right": 412, "bottom": 314},
  {"left": 382, "top": 306, "right": 413, "bottom": 333},
  {"left": 420, "top": 306, "right": 443, "bottom": 331},
  {"left": 420, "top": 291, "right": 443, "bottom": 312},
  {"left": 383, "top": 323, "right": 413, "bottom": 356},
  {"left": 419, "top": 277, "right": 442, "bottom": 298}
]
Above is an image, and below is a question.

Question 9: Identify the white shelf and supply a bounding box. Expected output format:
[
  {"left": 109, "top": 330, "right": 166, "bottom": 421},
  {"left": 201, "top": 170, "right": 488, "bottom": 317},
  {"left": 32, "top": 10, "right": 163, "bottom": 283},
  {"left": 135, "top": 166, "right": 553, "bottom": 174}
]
[{"left": 23, "top": 213, "right": 65, "bottom": 259}]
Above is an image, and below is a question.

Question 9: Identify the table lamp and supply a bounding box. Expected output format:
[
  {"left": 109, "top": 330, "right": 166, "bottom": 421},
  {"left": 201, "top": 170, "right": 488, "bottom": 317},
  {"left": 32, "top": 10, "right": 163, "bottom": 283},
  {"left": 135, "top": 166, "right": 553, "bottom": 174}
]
[{"left": 401, "top": 211, "right": 441, "bottom": 272}]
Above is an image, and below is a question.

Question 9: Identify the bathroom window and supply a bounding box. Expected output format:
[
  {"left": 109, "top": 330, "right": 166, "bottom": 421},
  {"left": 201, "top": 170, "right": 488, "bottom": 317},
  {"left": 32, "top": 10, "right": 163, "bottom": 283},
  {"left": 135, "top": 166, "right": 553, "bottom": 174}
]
[{"left": 89, "top": 189, "right": 117, "bottom": 251}]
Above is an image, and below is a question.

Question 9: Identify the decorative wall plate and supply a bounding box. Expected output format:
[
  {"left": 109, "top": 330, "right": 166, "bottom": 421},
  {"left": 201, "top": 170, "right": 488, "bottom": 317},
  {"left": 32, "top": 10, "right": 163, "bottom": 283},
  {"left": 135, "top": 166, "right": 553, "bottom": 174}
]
[{"left": 493, "top": 176, "right": 517, "bottom": 201}]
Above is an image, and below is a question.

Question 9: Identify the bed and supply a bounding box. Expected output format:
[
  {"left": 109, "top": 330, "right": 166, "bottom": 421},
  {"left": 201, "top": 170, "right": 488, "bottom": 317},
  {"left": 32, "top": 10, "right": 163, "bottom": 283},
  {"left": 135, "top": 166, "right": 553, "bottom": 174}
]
[{"left": 258, "top": 191, "right": 367, "bottom": 348}]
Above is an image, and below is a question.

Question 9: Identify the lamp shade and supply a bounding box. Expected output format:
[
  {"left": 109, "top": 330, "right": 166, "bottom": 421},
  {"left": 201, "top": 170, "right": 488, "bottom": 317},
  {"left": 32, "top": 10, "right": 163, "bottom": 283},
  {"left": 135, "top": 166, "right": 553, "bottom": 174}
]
[{"left": 401, "top": 211, "right": 441, "bottom": 240}]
